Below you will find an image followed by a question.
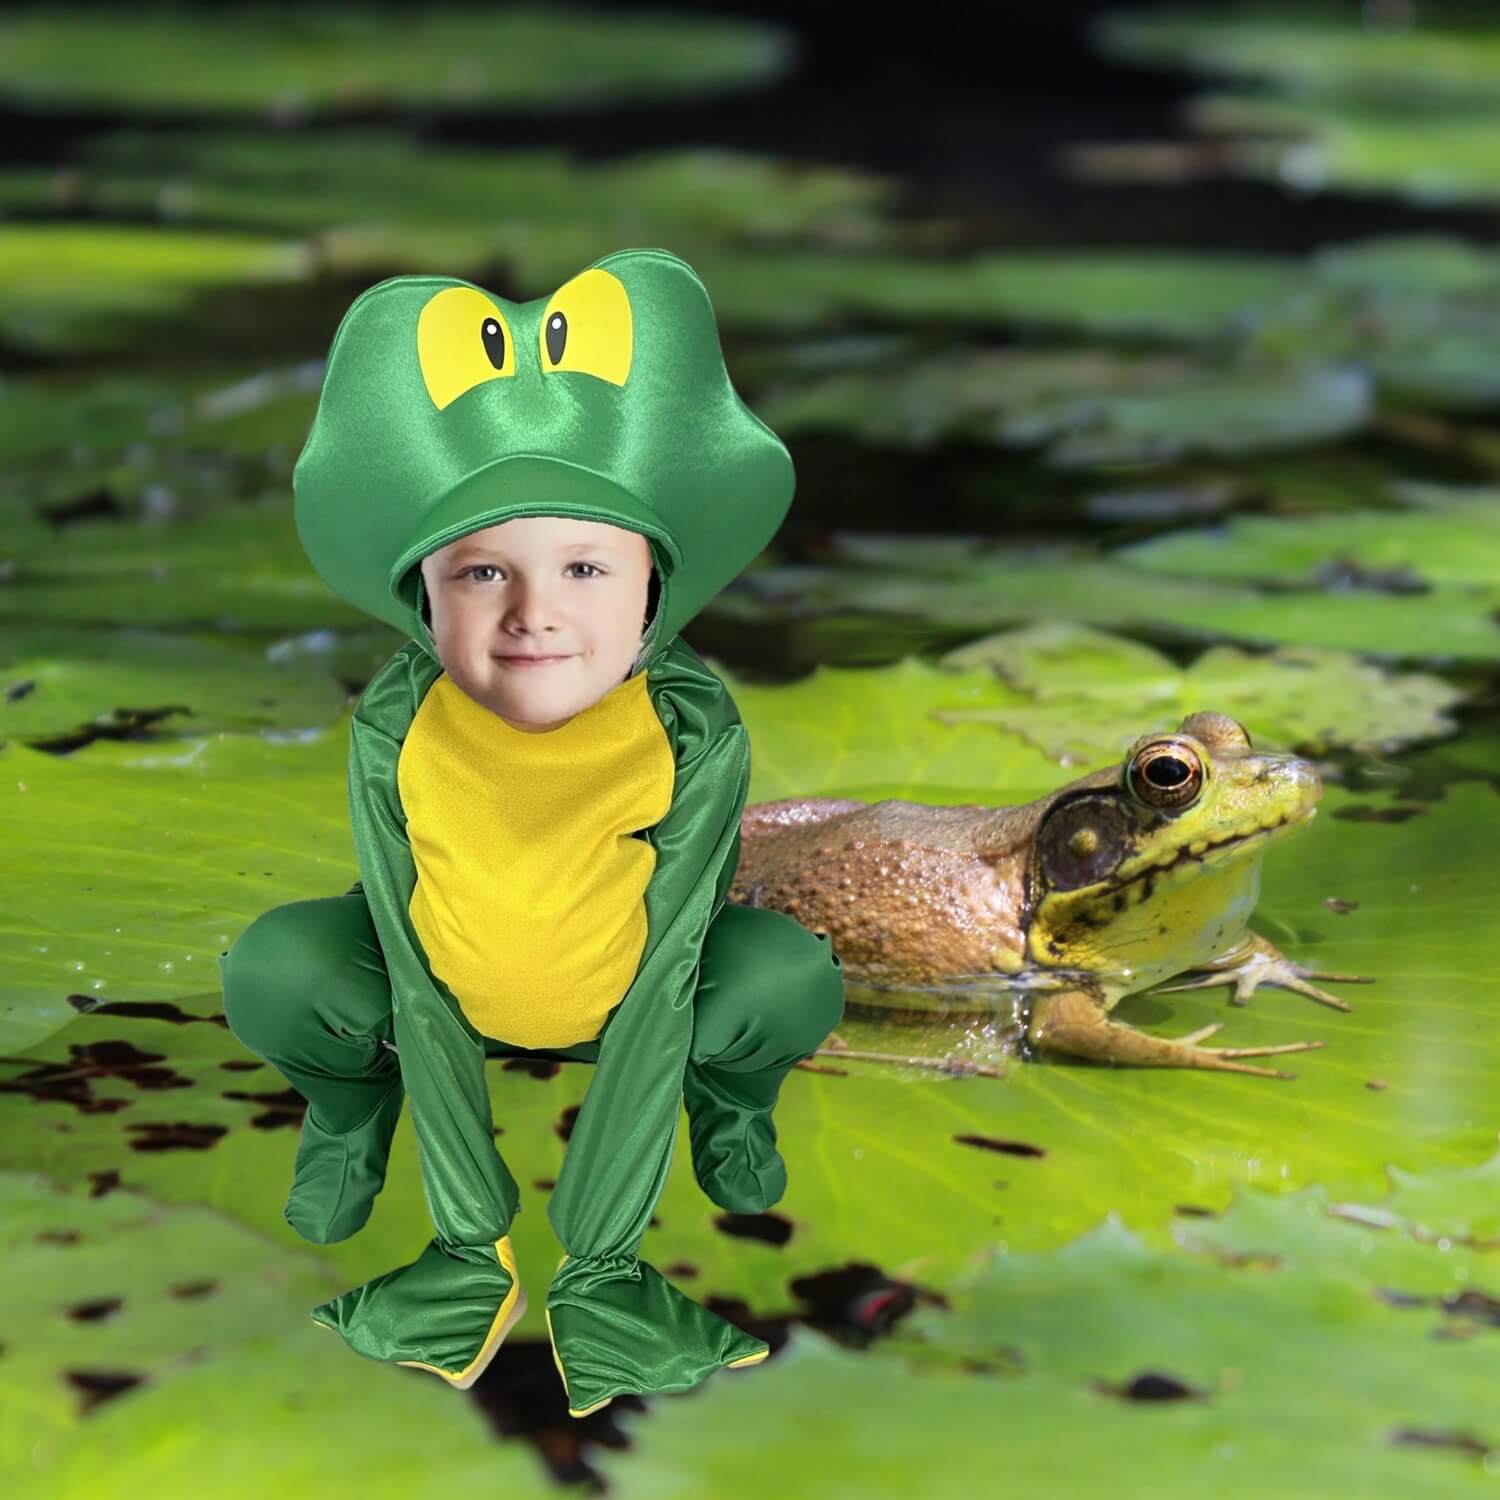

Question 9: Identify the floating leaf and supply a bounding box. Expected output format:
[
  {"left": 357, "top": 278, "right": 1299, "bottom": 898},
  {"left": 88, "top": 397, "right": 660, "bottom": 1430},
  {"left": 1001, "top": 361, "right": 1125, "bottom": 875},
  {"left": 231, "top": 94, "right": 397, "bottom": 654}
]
[
  {"left": 0, "top": 130, "right": 903, "bottom": 280},
  {"left": 0, "top": 225, "right": 309, "bottom": 357},
  {"left": 726, "top": 538, "right": 1500, "bottom": 661},
  {"left": 756, "top": 346, "right": 1371, "bottom": 462},
  {"left": 935, "top": 621, "right": 1462, "bottom": 761},
  {"left": 0, "top": 1174, "right": 545, "bottom": 1494},
  {"left": 607, "top": 1173, "right": 1500, "bottom": 1497},
  {"left": 0, "top": 501, "right": 367, "bottom": 633},
  {"left": 0, "top": 4, "right": 794, "bottom": 114},
  {"left": 0, "top": 625, "right": 354, "bottom": 745}
]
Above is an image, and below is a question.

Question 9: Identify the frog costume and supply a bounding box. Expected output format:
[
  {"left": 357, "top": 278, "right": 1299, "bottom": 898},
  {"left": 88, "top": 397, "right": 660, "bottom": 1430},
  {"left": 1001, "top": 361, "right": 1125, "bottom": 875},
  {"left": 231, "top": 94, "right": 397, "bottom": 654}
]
[{"left": 220, "top": 248, "right": 846, "bottom": 1415}]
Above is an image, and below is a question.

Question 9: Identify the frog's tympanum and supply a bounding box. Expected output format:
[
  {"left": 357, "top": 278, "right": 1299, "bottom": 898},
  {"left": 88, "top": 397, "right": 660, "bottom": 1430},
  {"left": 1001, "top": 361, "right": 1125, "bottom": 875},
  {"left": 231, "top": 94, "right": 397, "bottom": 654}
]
[
  {"left": 733, "top": 711, "right": 1368, "bottom": 1079},
  {"left": 284, "top": 249, "right": 826, "bottom": 1415}
]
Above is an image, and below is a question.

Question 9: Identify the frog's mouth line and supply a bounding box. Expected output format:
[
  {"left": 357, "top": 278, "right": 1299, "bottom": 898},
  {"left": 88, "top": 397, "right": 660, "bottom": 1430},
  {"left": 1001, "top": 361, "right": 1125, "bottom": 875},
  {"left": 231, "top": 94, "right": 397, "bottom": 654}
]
[{"left": 1121, "top": 802, "right": 1317, "bottom": 889}]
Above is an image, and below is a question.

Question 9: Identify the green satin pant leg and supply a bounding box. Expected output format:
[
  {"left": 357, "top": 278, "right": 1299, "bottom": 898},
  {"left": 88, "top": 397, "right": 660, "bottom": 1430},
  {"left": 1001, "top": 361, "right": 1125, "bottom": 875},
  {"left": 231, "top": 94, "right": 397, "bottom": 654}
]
[
  {"left": 218, "top": 892, "right": 406, "bottom": 1246},
  {"left": 682, "top": 902, "right": 846, "bottom": 1214}
]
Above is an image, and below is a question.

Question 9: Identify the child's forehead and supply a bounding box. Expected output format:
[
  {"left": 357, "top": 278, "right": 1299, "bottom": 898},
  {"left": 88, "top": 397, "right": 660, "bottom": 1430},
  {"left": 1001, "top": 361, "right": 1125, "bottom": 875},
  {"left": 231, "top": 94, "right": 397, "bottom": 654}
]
[{"left": 426, "top": 515, "right": 649, "bottom": 562}]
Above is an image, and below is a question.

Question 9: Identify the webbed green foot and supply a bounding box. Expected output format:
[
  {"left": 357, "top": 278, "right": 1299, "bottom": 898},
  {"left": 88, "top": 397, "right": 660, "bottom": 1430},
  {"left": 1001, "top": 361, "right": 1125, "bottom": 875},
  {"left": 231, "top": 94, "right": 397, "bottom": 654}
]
[
  {"left": 310, "top": 1233, "right": 525, "bottom": 1390},
  {"left": 544, "top": 1252, "right": 769, "bottom": 1418}
]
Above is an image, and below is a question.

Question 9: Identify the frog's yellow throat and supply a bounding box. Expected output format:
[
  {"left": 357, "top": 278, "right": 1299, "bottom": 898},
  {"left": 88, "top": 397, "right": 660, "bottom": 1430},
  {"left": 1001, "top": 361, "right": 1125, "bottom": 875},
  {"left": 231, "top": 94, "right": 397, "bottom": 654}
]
[{"left": 1029, "top": 801, "right": 1317, "bottom": 990}]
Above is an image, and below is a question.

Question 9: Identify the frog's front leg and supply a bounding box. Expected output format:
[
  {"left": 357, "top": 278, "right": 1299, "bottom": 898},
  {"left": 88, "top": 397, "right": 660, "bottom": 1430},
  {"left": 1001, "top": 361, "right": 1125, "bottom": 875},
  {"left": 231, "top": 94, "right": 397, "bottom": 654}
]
[
  {"left": 1151, "top": 931, "right": 1372, "bottom": 1012},
  {"left": 1028, "top": 986, "right": 1324, "bottom": 1079}
]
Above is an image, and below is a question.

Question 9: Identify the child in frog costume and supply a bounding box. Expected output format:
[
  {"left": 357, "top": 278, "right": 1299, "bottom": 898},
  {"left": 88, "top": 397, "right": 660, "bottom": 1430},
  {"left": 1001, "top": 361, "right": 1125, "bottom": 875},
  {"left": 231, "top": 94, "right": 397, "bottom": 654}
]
[{"left": 219, "top": 248, "right": 846, "bottom": 1416}]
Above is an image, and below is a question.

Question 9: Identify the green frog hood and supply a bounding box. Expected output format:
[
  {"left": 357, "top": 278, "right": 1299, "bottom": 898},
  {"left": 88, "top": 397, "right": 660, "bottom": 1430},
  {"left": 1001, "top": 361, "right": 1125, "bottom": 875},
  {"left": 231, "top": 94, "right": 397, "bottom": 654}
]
[{"left": 292, "top": 247, "right": 794, "bottom": 665}]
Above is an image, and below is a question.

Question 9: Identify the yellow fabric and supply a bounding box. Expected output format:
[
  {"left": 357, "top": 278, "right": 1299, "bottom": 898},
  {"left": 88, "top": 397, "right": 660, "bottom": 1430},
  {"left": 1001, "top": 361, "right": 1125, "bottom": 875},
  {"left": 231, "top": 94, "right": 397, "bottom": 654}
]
[{"left": 398, "top": 668, "right": 675, "bottom": 1048}]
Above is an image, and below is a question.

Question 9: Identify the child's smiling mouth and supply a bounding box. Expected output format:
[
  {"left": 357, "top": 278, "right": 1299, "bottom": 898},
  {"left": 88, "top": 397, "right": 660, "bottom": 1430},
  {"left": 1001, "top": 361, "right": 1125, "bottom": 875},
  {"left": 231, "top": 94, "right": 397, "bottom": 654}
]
[{"left": 493, "top": 653, "right": 572, "bottom": 667}]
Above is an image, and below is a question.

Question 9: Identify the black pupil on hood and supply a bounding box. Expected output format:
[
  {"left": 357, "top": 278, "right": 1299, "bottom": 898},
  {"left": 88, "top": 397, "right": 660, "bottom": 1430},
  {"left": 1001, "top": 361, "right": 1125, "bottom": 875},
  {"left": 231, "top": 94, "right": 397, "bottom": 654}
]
[
  {"left": 1147, "top": 756, "right": 1190, "bottom": 787},
  {"left": 481, "top": 318, "right": 505, "bottom": 370},
  {"left": 545, "top": 311, "right": 567, "bottom": 365}
]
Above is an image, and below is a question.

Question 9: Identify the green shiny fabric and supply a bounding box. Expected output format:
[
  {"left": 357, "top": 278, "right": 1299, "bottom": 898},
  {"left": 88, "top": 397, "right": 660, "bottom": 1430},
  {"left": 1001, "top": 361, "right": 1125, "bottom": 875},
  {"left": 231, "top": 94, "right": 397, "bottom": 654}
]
[
  {"left": 280, "top": 247, "right": 801, "bottom": 1412},
  {"left": 318, "top": 635, "right": 765, "bottom": 1409}
]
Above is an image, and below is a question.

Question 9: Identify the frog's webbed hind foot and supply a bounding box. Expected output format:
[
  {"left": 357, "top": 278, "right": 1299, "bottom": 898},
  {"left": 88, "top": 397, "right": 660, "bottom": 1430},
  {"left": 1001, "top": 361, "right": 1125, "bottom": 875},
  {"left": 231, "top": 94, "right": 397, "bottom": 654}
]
[
  {"left": 1029, "top": 989, "right": 1323, "bottom": 1080},
  {"left": 1153, "top": 931, "right": 1371, "bottom": 1012}
]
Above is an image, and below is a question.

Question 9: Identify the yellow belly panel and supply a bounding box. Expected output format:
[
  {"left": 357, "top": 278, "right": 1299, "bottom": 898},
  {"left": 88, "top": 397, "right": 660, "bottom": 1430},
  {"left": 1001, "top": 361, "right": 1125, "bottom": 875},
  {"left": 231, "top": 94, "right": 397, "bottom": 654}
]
[{"left": 397, "top": 668, "right": 675, "bottom": 1048}]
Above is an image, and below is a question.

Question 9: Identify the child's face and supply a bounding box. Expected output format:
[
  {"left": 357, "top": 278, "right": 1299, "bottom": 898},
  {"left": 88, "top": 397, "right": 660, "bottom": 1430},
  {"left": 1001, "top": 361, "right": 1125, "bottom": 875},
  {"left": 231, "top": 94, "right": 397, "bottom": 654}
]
[{"left": 419, "top": 515, "right": 655, "bottom": 733}]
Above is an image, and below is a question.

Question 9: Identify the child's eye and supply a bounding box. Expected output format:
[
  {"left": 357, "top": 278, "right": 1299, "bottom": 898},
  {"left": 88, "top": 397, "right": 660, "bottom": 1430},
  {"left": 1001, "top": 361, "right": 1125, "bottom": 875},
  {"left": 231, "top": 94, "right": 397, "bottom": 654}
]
[{"left": 461, "top": 562, "right": 604, "bottom": 582}]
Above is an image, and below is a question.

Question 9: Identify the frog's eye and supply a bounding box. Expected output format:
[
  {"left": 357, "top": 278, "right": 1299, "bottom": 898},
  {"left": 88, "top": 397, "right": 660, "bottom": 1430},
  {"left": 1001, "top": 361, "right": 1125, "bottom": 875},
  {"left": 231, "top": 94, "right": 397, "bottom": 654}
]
[
  {"left": 417, "top": 286, "right": 516, "bottom": 411},
  {"left": 539, "top": 268, "right": 632, "bottom": 386},
  {"left": 1127, "top": 741, "right": 1204, "bottom": 810}
]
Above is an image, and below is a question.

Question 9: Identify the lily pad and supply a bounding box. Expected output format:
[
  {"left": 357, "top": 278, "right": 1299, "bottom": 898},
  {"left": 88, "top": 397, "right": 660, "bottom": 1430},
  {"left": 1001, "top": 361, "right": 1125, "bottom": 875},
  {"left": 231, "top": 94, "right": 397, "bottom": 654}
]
[
  {"left": 755, "top": 346, "right": 1372, "bottom": 463},
  {"left": 934, "top": 621, "right": 1462, "bottom": 762},
  {"left": 1119, "top": 493, "right": 1500, "bottom": 588},
  {"left": 1094, "top": 3, "right": 1500, "bottom": 107},
  {"left": 0, "top": 1174, "right": 545, "bottom": 1495},
  {"left": 0, "top": 4, "right": 793, "bottom": 114},
  {"left": 0, "top": 225, "right": 310, "bottom": 358},
  {"left": 0, "top": 501, "right": 369, "bottom": 633},
  {"left": 725, "top": 537, "right": 1500, "bottom": 661},
  {"left": 0, "top": 129, "right": 903, "bottom": 281},
  {"left": 0, "top": 624, "right": 354, "bottom": 746},
  {"left": 605, "top": 1172, "right": 1500, "bottom": 1497},
  {"left": 4, "top": 666, "right": 1500, "bottom": 1288}
]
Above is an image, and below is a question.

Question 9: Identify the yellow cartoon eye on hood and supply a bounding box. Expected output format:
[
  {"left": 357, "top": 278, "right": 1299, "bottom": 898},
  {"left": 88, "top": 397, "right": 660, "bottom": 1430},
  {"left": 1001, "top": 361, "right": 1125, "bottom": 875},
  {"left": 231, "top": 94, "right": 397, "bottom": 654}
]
[
  {"left": 417, "top": 286, "right": 516, "bottom": 411},
  {"left": 539, "top": 267, "right": 632, "bottom": 386}
]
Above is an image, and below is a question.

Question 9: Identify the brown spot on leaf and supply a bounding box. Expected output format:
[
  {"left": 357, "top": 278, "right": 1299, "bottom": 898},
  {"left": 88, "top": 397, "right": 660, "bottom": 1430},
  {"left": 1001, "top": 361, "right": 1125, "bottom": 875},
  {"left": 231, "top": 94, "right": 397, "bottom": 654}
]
[
  {"left": 65, "top": 1369, "right": 143, "bottom": 1415},
  {"left": 1333, "top": 804, "right": 1428, "bottom": 824},
  {"left": 222, "top": 1085, "right": 305, "bottom": 1130},
  {"left": 68, "top": 1297, "right": 122, "bottom": 1323},
  {"left": 713, "top": 1211, "right": 793, "bottom": 1246},
  {"left": 169, "top": 1280, "right": 218, "bottom": 1299},
  {"left": 556, "top": 1105, "right": 579, "bottom": 1143},
  {"left": 1390, "top": 1428, "right": 1491, "bottom": 1462},
  {"left": 954, "top": 1135, "right": 1046, "bottom": 1157},
  {"left": 1096, "top": 1370, "right": 1206, "bottom": 1402},
  {"left": 502, "top": 1057, "right": 562, "bottom": 1081},
  {"left": 0, "top": 1041, "right": 194, "bottom": 1112},
  {"left": 87, "top": 1170, "right": 120, "bottom": 1197},
  {"left": 123, "top": 1122, "right": 228, "bottom": 1152},
  {"left": 1323, "top": 897, "right": 1360, "bottom": 914}
]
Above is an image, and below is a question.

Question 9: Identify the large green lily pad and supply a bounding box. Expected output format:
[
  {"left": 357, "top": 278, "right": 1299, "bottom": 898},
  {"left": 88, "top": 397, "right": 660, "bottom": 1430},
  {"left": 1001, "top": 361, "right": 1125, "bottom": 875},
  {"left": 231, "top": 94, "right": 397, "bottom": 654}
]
[
  {"left": 606, "top": 1168, "right": 1500, "bottom": 1497},
  {"left": 755, "top": 346, "right": 1372, "bottom": 463},
  {"left": 0, "top": 1174, "right": 548, "bottom": 1496},
  {"left": 1120, "top": 491, "right": 1500, "bottom": 606},
  {"left": 0, "top": 225, "right": 309, "bottom": 357},
  {"left": 0, "top": 625, "right": 358, "bottom": 745},
  {"left": 4, "top": 667, "right": 1499, "bottom": 1297},
  {"left": 0, "top": 501, "right": 367, "bottom": 633},
  {"left": 724, "top": 537, "right": 1500, "bottom": 661},
  {"left": 1095, "top": 3, "right": 1500, "bottom": 106},
  {"left": 934, "top": 621, "right": 1462, "bottom": 761},
  {"left": 0, "top": 4, "right": 793, "bottom": 114},
  {"left": 0, "top": 130, "right": 903, "bottom": 285}
]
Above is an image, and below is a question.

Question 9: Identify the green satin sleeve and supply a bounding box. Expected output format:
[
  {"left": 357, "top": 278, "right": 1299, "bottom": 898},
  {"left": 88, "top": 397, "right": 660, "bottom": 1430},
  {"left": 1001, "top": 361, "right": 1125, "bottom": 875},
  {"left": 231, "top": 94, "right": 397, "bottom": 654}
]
[
  {"left": 544, "top": 650, "right": 769, "bottom": 1414},
  {"left": 307, "top": 643, "right": 526, "bottom": 1383}
]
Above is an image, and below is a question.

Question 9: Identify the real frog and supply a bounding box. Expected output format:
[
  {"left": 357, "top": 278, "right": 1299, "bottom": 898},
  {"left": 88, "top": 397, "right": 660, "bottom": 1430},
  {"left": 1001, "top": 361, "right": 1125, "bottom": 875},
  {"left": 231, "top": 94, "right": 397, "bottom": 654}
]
[{"left": 734, "top": 711, "right": 1370, "bottom": 1079}]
